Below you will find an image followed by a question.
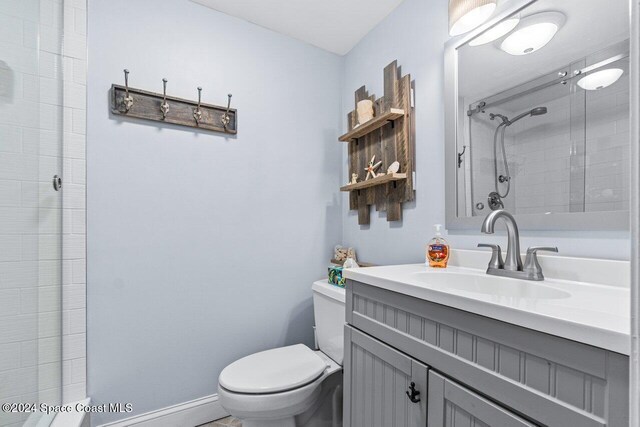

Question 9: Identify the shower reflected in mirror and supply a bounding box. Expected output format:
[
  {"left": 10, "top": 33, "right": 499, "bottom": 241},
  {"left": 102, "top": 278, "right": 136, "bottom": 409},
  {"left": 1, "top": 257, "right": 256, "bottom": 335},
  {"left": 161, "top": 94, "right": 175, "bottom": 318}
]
[{"left": 486, "top": 106, "right": 548, "bottom": 206}]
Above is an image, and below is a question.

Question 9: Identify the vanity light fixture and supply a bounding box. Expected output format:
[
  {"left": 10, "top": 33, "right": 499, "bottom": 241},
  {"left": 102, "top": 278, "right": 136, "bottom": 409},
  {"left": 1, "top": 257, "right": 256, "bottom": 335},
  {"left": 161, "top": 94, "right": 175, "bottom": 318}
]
[
  {"left": 499, "top": 11, "right": 566, "bottom": 56},
  {"left": 449, "top": 0, "right": 497, "bottom": 37},
  {"left": 469, "top": 15, "right": 520, "bottom": 46},
  {"left": 577, "top": 68, "right": 624, "bottom": 91}
]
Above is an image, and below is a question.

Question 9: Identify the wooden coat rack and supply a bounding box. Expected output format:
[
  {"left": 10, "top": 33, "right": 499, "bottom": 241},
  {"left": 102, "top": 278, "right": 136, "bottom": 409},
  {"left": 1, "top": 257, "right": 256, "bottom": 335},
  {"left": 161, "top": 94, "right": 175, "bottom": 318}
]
[{"left": 110, "top": 70, "right": 237, "bottom": 135}]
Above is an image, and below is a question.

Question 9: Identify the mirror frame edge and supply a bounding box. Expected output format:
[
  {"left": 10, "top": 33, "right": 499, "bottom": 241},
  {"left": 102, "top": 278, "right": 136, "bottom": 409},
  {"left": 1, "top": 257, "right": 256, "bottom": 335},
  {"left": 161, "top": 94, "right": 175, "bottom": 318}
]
[
  {"left": 629, "top": 0, "right": 640, "bottom": 423},
  {"left": 444, "top": 0, "right": 631, "bottom": 232}
]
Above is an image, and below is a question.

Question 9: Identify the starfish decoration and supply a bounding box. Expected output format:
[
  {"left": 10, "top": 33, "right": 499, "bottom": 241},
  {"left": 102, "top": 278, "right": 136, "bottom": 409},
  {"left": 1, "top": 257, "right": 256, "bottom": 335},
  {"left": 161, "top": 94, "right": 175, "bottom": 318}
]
[{"left": 364, "top": 155, "right": 383, "bottom": 180}]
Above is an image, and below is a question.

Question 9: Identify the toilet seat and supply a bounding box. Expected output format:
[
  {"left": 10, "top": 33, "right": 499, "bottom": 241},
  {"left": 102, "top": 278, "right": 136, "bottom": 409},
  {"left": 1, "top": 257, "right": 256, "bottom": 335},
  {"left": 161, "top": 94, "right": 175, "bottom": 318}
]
[
  {"left": 218, "top": 370, "right": 326, "bottom": 421},
  {"left": 217, "top": 349, "right": 342, "bottom": 422},
  {"left": 219, "top": 344, "right": 328, "bottom": 394}
]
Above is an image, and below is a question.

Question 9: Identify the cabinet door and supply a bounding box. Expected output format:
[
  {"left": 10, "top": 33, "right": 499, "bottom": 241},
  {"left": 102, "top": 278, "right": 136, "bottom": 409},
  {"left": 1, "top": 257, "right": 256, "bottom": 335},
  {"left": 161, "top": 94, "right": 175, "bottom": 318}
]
[
  {"left": 344, "top": 326, "right": 428, "bottom": 427},
  {"left": 428, "top": 371, "right": 536, "bottom": 427}
]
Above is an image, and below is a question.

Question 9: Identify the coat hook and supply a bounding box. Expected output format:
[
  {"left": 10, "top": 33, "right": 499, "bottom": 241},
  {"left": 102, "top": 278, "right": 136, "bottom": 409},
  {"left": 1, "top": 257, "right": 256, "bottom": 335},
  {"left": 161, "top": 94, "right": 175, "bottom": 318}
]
[
  {"left": 221, "top": 93, "right": 232, "bottom": 129},
  {"left": 193, "top": 87, "right": 203, "bottom": 125},
  {"left": 160, "top": 78, "right": 170, "bottom": 120},
  {"left": 122, "top": 69, "right": 134, "bottom": 113}
]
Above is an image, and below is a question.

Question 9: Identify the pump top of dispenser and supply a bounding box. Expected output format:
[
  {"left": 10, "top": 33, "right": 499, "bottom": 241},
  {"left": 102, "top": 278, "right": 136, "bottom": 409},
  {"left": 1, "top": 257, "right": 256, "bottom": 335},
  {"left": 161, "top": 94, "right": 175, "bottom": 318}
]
[{"left": 433, "top": 224, "right": 443, "bottom": 236}]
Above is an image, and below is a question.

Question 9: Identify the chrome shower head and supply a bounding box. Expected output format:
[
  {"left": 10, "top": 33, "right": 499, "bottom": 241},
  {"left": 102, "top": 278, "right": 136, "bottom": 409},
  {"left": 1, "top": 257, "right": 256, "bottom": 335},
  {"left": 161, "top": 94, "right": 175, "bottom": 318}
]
[{"left": 508, "top": 106, "right": 548, "bottom": 125}]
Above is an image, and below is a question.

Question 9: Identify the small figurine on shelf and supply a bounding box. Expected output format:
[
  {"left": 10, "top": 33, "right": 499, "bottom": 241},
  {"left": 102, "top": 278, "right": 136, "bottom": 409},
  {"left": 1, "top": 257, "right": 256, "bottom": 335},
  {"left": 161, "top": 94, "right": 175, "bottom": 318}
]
[
  {"left": 357, "top": 100, "right": 374, "bottom": 125},
  {"left": 350, "top": 173, "right": 359, "bottom": 185},
  {"left": 364, "top": 155, "right": 382, "bottom": 180},
  {"left": 334, "top": 245, "right": 358, "bottom": 263},
  {"left": 343, "top": 257, "right": 359, "bottom": 269},
  {"left": 387, "top": 161, "right": 400, "bottom": 174},
  {"left": 334, "top": 245, "right": 348, "bottom": 262}
]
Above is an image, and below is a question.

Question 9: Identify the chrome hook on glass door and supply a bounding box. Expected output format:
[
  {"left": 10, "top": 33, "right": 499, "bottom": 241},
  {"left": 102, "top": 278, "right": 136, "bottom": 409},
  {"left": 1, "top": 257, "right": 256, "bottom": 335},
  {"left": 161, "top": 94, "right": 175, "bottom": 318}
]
[
  {"left": 193, "top": 87, "right": 203, "bottom": 125},
  {"left": 221, "top": 93, "right": 232, "bottom": 129},
  {"left": 457, "top": 145, "right": 466, "bottom": 168},
  {"left": 160, "top": 78, "right": 170, "bottom": 120},
  {"left": 52, "top": 175, "right": 62, "bottom": 191},
  {"left": 122, "top": 69, "right": 134, "bottom": 113}
]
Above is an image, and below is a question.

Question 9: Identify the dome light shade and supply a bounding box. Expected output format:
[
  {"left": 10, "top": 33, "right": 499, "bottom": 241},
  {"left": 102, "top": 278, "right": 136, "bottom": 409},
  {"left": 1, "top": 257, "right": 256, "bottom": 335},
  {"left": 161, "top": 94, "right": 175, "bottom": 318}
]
[
  {"left": 499, "top": 11, "right": 566, "bottom": 56},
  {"left": 469, "top": 16, "right": 520, "bottom": 46},
  {"left": 449, "top": 0, "right": 497, "bottom": 37},
  {"left": 577, "top": 68, "right": 624, "bottom": 91}
]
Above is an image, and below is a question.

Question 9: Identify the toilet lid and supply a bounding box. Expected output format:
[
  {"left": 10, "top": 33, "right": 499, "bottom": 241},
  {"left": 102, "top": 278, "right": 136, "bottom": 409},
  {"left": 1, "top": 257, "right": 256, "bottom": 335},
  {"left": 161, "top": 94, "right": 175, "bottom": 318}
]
[{"left": 219, "top": 344, "right": 328, "bottom": 394}]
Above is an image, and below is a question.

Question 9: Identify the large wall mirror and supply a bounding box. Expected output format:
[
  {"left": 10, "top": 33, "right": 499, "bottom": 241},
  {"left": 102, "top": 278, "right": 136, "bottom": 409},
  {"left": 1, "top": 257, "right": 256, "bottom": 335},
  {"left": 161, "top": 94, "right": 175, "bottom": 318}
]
[{"left": 445, "top": 0, "right": 631, "bottom": 230}]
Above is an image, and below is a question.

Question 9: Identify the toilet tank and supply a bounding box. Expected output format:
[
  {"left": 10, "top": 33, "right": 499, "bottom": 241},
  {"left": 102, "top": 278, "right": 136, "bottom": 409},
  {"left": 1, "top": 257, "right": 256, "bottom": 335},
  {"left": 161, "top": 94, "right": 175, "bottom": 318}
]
[{"left": 312, "top": 280, "right": 345, "bottom": 365}]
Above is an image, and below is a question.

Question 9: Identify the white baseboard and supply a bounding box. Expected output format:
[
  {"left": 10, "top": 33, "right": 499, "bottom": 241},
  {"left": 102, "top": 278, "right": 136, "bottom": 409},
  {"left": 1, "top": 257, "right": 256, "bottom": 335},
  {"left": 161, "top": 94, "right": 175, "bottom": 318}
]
[{"left": 98, "top": 394, "right": 227, "bottom": 427}]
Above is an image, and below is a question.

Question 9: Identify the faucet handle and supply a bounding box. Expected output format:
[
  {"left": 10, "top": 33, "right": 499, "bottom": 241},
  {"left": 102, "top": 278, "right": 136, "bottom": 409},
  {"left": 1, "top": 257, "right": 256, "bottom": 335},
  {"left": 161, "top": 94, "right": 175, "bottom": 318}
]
[
  {"left": 478, "top": 244, "right": 504, "bottom": 270},
  {"left": 524, "top": 247, "right": 558, "bottom": 280},
  {"left": 526, "top": 246, "right": 558, "bottom": 258}
]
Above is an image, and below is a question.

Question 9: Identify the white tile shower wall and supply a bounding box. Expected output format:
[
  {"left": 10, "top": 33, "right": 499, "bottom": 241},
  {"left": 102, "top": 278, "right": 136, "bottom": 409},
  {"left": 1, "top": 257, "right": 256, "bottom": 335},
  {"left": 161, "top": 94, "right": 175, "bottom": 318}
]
[
  {"left": 584, "top": 75, "right": 630, "bottom": 212},
  {"left": 508, "top": 75, "right": 630, "bottom": 215},
  {"left": 510, "top": 94, "right": 573, "bottom": 214},
  {"left": 60, "top": 0, "right": 87, "bottom": 403},
  {"left": 0, "top": 0, "right": 87, "bottom": 414},
  {"left": 0, "top": 1, "right": 63, "bottom": 424}
]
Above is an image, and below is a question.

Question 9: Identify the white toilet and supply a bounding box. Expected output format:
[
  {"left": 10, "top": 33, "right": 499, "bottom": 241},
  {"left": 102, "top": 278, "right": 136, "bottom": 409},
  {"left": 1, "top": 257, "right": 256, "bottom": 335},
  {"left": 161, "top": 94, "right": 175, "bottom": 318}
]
[{"left": 218, "top": 280, "right": 345, "bottom": 427}]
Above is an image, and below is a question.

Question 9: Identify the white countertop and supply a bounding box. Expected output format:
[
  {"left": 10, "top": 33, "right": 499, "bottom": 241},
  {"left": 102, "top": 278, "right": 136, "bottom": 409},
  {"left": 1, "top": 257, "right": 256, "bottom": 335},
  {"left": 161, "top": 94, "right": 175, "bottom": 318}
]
[{"left": 343, "top": 261, "right": 630, "bottom": 355}]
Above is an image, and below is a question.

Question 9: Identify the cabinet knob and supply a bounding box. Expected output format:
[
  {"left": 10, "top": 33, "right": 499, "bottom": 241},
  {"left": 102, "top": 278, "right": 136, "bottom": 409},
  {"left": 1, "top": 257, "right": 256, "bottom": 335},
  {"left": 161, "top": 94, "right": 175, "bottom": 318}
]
[{"left": 406, "top": 381, "right": 421, "bottom": 403}]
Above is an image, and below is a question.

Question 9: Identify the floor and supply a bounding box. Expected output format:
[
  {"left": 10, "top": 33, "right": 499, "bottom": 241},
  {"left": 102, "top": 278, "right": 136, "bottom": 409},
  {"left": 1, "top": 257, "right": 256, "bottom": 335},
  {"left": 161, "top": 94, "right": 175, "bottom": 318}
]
[{"left": 198, "top": 416, "right": 242, "bottom": 427}]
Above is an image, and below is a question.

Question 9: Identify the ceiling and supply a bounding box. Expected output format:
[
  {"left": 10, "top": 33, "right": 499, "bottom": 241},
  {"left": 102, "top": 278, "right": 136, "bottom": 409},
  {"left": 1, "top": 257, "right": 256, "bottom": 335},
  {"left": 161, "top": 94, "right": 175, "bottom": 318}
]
[{"left": 190, "top": 0, "right": 405, "bottom": 55}]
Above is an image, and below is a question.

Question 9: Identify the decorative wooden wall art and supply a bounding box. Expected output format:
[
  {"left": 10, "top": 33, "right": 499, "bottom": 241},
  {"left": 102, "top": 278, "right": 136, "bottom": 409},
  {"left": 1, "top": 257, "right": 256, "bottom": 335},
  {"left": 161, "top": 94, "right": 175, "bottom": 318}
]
[
  {"left": 110, "top": 70, "right": 237, "bottom": 135},
  {"left": 340, "top": 61, "right": 415, "bottom": 225}
]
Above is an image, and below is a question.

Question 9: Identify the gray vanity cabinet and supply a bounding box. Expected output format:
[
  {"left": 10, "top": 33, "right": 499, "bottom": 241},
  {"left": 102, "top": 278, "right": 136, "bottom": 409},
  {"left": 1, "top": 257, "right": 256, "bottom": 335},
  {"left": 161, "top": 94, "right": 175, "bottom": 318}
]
[
  {"left": 344, "top": 279, "right": 630, "bottom": 427},
  {"left": 343, "top": 325, "right": 534, "bottom": 427},
  {"left": 343, "top": 325, "right": 428, "bottom": 427},
  {"left": 428, "top": 371, "right": 535, "bottom": 427}
]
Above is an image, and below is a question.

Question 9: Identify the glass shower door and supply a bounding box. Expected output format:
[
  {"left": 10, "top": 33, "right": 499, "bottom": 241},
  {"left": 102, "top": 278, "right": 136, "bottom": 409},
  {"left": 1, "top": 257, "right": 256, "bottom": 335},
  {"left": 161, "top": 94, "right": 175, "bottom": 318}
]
[
  {"left": 0, "top": 0, "right": 64, "bottom": 425},
  {"left": 462, "top": 41, "right": 630, "bottom": 217}
]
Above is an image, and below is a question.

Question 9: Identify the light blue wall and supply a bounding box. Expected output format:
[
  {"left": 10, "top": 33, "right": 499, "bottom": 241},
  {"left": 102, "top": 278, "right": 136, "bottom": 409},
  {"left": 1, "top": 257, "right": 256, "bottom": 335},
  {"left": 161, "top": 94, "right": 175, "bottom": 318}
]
[
  {"left": 86, "top": 0, "right": 343, "bottom": 424},
  {"left": 341, "top": 0, "right": 631, "bottom": 264}
]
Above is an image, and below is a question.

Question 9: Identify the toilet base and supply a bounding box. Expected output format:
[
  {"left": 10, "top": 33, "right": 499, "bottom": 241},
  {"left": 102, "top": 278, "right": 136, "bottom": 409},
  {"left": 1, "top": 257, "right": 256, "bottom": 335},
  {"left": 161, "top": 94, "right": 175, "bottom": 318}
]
[{"left": 226, "top": 369, "right": 342, "bottom": 427}]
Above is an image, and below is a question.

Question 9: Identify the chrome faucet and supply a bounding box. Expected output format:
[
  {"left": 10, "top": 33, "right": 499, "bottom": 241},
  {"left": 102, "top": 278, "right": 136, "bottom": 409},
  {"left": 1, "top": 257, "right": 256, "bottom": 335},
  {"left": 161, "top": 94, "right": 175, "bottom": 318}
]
[
  {"left": 478, "top": 209, "right": 558, "bottom": 281},
  {"left": 481, "top": 210, "right": 522, "bottom": 271}
]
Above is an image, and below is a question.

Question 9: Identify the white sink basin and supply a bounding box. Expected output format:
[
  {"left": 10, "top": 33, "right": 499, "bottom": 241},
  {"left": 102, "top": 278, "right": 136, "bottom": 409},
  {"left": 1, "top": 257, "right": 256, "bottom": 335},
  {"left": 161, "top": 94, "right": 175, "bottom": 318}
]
[
  {"left": 342, "top": 252, "right": 631, "bottom": 354},
  {"left": 412, "top": 271, "right": 571, "bottom": 299}
]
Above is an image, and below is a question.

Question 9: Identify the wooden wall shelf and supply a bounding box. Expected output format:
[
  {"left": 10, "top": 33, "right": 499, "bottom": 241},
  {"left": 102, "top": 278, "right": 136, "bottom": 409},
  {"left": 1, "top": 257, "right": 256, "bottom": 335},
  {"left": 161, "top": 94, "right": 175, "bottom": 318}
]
[
  {"left": 340, "top": 173, "right": 407, "bottom": 192},
  {"left": 341, "top": 61, "right": 415, "bottom": 225},
  {"left": 339, "top": 109, "right": 405, "bottom": 142}
]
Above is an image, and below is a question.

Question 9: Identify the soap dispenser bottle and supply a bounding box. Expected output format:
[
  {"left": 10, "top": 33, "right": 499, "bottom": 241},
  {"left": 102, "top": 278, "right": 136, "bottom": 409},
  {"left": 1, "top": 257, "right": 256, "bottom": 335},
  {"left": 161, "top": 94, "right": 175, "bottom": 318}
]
[{"left": 427, "top": 224, "right": 449, "bottom": 268}]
